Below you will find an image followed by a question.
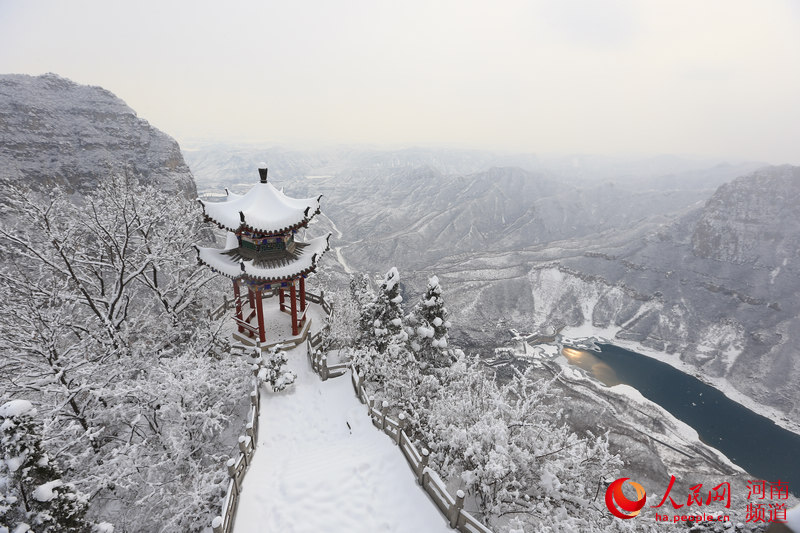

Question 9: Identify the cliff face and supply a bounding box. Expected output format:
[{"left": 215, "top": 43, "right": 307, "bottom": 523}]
[
  {"left": 690, "top": 166, "right": 800, "bottom": 266},
  {"left": 526, "top": 166, "right": 800, "bottom": 423},
  {"left": 0, "top": 73, "right": 196, "bottom": 198}
]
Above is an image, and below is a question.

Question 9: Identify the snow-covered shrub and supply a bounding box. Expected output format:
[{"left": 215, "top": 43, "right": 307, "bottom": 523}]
[
  {"left": 309, "top": 273, "right": 362, "bottom": 355},
  {"left": 0, "top": 400, "right": 94, "bottom": 533},
  {"left": 257, "top": 347, "right": 297, "bottom": 392}
]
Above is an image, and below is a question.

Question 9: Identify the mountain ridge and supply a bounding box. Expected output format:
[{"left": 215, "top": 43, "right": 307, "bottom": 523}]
[{"left": 0, "top": 73, "right": 196, "bottom": 198}]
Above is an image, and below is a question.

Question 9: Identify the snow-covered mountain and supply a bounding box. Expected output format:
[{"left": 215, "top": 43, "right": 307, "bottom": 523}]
[
  {"left": 523, "top": 166, "right": 800, "bottom": 425},
  {"left": 414, "top": 165, "right": 800, "bottom": 425},
  {"left": 0, "top": 73, "right": 195, "bottom": 198},
  {"left": 194, "top": 148, "right": 797, "bottom": 425}
]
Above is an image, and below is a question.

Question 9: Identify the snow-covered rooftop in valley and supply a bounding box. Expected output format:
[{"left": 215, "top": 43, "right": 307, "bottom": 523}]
[
  {"left": 234, "top": 344, "right": 453, "bottom": 533},
  {"left": 196, "top": 234, "right": 330, "bottom": 281},
  {"left": 198, "top": 181, "right": 321, "bottom": 233}
]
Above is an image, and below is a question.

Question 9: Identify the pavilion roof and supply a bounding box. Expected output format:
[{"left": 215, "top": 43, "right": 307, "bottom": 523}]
[
  {"left": 195, "top": 232, "right": 331, "bottom": 282},
  {"left": 197, "top": 181, "right": 322, "bottom": 234}
]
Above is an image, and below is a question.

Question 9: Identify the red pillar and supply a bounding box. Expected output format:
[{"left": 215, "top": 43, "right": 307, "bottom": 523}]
[
  {"left": 233, "top": 280, "right": 244, "bottom": 333},
  {"left": 290, "top": 281, "right": 298, "bottom": 336},
  {"left": 279, "top": 288, "right": 286, "bottom": 312},
  {"left": 299, "top": 277, "right": 306, "bottom": 311},
  {"left": 255, "top": 289, "right": 266, "bottom": 344},
  {"left": 247, "top": 287, "right": 255, "bottom": 310}
]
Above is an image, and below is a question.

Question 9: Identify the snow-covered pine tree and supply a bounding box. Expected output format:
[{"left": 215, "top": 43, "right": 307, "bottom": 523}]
[
  {"left": 0, "top": 400, "right": 94, "bottom": 533},
  {"left": 407, "top": 275, "right": 453, "bottom": 369},
  {"left": 351, "top": 268, "right": 419, "bottom": 388},
  {"left": 363, "top": 267, "right": 407, "bottom": 353}
]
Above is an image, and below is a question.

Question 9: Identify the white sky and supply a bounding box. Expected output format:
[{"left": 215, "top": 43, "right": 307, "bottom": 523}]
[{"left": 2, "top": 0, "right": 800, "bottom": 163}]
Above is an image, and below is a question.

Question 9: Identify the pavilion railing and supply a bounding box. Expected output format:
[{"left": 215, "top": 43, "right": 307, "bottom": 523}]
[
  {"left": 349, "top": 369, "right": 495, "bottom": 533},
  {"left": 208, "top": 295, "right": 232, "bottom": 321},
  {"left": 305, "top": 291, "right": 350, "bottom": 381},
  {"left": 208, "top": 286, "right": 330, "bottom": 323}
]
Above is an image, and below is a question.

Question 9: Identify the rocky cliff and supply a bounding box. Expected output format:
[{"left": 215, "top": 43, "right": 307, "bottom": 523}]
[
  {"left": 526, "top": 166, "right": 800, "bottom": 424},
  {"left": 0, "top": 73, "right": 195, "bottom": 198}
]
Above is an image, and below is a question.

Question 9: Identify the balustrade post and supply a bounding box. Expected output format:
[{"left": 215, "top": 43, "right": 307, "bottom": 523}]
[
  {"left": 321, "top": 355, "right": 329, "bottom": 381},
  {"left": 226, "top": 457, "right": 236, "bottom": 479},
  {"left": 396, "top": 413, "right": 406, "bottom": 445},
  {"left": 238, "top": 436, "right": 249, "bottom": 465},
  {"left": 212, "top": 516, "right": 223, "bottom": 533},
  {"left": 380, "top": 401, "right": 389, "bottom": 430},
  {"left": 418, "top": 448, "right": 429, "bottom": 485},
  {"left": 368, "top": 396, "right": 375, "bottom": 416},
  {"left": 449, "top": 490, "right": 465, "bottom": 528}
]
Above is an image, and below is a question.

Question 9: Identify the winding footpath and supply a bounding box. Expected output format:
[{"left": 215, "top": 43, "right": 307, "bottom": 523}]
[{"left": 321, "top": 213, "right": 355, "bottom": 275}]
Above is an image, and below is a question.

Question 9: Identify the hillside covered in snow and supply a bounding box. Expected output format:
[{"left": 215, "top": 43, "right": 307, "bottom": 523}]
[
  {"left": 186, "top": 144, "right": 798, "bottom": 426},
  {"left": 0, "top": 73, "right": 196, "bottom": 198}
]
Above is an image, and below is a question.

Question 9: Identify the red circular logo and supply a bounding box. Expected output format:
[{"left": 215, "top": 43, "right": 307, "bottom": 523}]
[{"left": 605, "top": 478, "right": 647, "bottom": 519}]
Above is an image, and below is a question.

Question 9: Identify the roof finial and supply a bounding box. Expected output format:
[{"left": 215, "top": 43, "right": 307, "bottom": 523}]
[{"left": 258, "top": 164, "right": 268, "bottom": 183}]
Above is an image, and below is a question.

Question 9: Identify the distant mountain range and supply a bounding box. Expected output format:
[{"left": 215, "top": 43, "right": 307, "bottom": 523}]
[
  {"left": 187, "top": 145, "right": 798, "bottom": 426},
  {"left": 6, "top": 71, "right": 791, "bottom": 429}
]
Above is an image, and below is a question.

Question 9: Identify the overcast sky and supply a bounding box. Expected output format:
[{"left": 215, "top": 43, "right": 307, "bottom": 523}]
[{"left": 2, "top": 0, "right": 799, "bottom": 163}]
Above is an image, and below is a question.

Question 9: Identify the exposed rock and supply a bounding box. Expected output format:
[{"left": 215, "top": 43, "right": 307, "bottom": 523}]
[
  {"left": 0, "top": 73, "right": 195, "bottom": 198},
  {"left": 524, "top": 166, "right": 800, "bottom": 425}
]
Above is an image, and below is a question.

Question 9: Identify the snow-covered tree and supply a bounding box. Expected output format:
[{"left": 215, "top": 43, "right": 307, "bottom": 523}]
[
  {"left": 407, "top": 275, "right": 454, "bottom": 370},
  {"left": 349, "top": 272, "right": 375, "bottom": 311},
  {"left": 0, "top": 175, "right": 250, "bottom": 531},
  {"left": 418, "top": 358, "right": 626, "bottom": 532},
  {"left": 313, "top": 273, "right": 362, "bottom": 353},
  {"left": 361, "top": 267, "right": 407, "bottom": 353},
  {"left": 0, "top": 400, "right": 94, "bottom": 533}
]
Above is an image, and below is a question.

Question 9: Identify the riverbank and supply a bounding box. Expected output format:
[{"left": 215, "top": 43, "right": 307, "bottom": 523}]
[{"left": 557, "top": 323, "right": 800, "bottom": 439}]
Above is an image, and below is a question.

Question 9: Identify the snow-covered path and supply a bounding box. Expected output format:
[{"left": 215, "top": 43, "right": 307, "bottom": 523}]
[
  {"left": 234, "top": 344, "right": 452, "bottom": 533},
  {"left": 320, "top": 213, "right": 355, "bottom": 275}
]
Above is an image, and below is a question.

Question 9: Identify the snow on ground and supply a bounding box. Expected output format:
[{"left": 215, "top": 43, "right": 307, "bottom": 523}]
[
  {"left": 786, "top": 503, "right": 800, "bottom": 532},
  {"left": 559, "top": 323, "right": 621, "bottom": 347},
  {"left": 608, "top": 384, "right": 702, "bottom": 444},
  {"left": 234, "top": 343, "right": 452, "bottom": 533}
]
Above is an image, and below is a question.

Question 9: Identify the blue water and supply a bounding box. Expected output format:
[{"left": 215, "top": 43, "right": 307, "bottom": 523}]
[{"left": 563, "top": 343, "right": 800, "bottom": 496}]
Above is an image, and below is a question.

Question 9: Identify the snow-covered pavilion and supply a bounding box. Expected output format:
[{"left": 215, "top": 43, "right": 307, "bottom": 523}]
[{"left": 195, "top": 166, "right": 330, "bottom": 347}]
